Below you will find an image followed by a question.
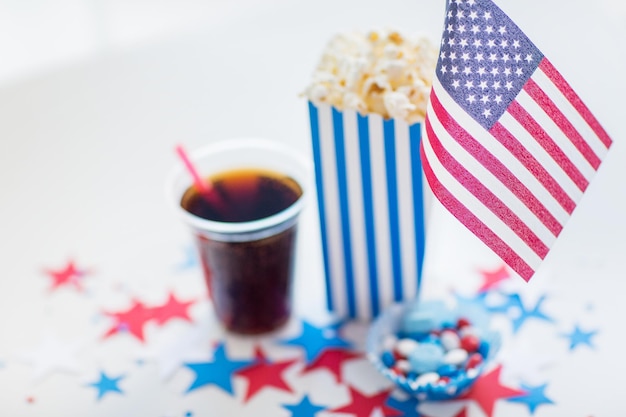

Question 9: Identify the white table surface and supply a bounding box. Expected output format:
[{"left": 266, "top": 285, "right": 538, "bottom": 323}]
[{"left": 0, "top": 0, "right": 625, "bottom": 416}]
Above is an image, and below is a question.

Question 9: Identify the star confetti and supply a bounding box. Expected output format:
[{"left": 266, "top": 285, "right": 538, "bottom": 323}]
[
  {"left": 301, "top": 348, "right": 362, "bottom": 383},
  {"left": 150, "top": 293, "right": 195, "bottom": 325},
  {"left": 174, "top": 245, "right": 199, "bottom": 270},
  {"left": 329, "top": 387, "right": 402, "bottom": 417},
  {"left": 282, "top": 395, "right": 326, "bottom": 417},
  {"left": 236, "top": 347, "right": 297, "bottom": 403},
  {"left": 139, "top": 317, "right": 215, "bottom": 381},
  {"left": 44, "top": 260, "right": 90, "bottom": 291},
  {"left": 478, "top": 264, "right": 511, "bottom": 293},
  {"left": 509, "top": 294, "right": 554, "bottom": 333},
  {"left": 102, "top": 292, "right": 196, "bottom": 342},
  {"left": 507, "top": 383, "right": 555, "bottom": 414},
  {"left": 461, "top": 365, "right": 527, "bottom": 417},
  {"left": 562, "top": 325, "right": 598, "bottom": 351},
  {"left": 86, "top": 371, "right": 125, "bottom": 400},
  {"left": 19, "top": 332, "right": 83, "bottom": 381},
  {"left": 385, "top": 394, "right": 421, "bottom": 417},
  {"left": 184, "top": 343, "right": 252, "bottom": 395},
  {"left": 280, "top": 320, "right": 351, "bottom": 363},
  {"left": 102, "top": 299, "right": 153, "bottom": 342}
]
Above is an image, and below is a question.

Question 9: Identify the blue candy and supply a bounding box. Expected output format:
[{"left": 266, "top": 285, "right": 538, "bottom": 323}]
[
  {"left": 381, "top": 351, "right": 395, "bottom": 368},
  {"left": 478, "top": 340, "right": 490, "bottom": 358},
  {"left": 436, "top": 364, "right": 459, "bottom": 378},
  {"left": 408, "top": 343, "right": 445, "bottom": 374}
]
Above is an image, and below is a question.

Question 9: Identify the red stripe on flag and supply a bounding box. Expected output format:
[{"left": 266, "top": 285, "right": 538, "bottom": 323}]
[
  {"left": 524, "top": 78, "right": 601, "bottom": 170},
  {"left": 490, "top": 122, "right": 576, "bottom": 214},
  {"left": 539, "top": 58, "right": 612, "bottom": 149},
  {"left": 420, "top": 141, "right": 535, "bottom": 281},
  {"left": 507, "top": 100, "right": 589, "bottom": 192},
  {"left": 430, "top": 89, "right": 563, "bottom": 237},
  {"left": 425, "top": 118, "right": 550, "bottom": 258}
]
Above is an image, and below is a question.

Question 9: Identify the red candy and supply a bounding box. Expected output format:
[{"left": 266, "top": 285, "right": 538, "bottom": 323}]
[
  {"left": 465, "top": 353, "right": 483, "bottom": 370},
  {"left": 456, "top": 317, "right": 471, "bottom": 329},
  {"left": 460, "top": 334, "right": 480, "bottom": 353}
]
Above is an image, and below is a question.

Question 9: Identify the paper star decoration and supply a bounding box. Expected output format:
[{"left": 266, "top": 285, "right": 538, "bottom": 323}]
[
  {"left": 282, "top": 395, "right": 326, "bottom": 417},
  {"left": 236, "top": 347, "right": 297, "bottom": 403},
  {"left": 478, "top": 264, "right": 510, "bottom": 292},
  {"left": 507, "top": 383, "right": 555, "bottom": 414},
  {"left": 151, "top": 293, "right": 195, "bottom": 325},
  {"left": 19, "top": 333, "right": 82, "bottom": 381},
  {"left": 301, "top": 348, "right": 362, "bottom": 383},
  {"left": 385, "top": 394, "right": 421, "bottom": 417},
  {"left": 280, "top": 320, "right": 351, "bottom": 363},
  {"left": 330, "top": 387, "right": 402, "bottom": 417},
  {"left": 87, "top": 371, "right": 125, "bottom": 400},
  {"left": 102, "top": 292, "right": 196, "bottom": 342},
  {"left": 487, "top": 293, "right": 553, "bottom": 333},
  {"left": 103, "top": 299, "right": 153, "bottom": 342},
  {"left": 462, "top": 365, "right": 527, "bottom": 417},
  {"left": 44, "top": 260, "right": 90, "bottom": 291},
  {"left": 184, "top": 343, "right": 252, "bottom": 395},
  {"left": 562, "top": 325, "right": 598, "bottom": 350},
  {"left": 139, "top": 321, "right": 214, "bottom": 381}
]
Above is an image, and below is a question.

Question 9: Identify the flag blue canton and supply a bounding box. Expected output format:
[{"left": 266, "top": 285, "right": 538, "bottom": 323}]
[{"left": 437, "top": 0, "right": 544, "bottom": 129}]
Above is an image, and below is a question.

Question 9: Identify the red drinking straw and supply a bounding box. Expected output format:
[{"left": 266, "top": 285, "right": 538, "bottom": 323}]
[{"left": 175, "top": 144, "right": 227, "bottom": 215}]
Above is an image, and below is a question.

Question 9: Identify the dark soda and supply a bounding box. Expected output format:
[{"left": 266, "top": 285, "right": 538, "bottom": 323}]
[{"left": 180, "top": 168, "right": 303, "bottom": 334}]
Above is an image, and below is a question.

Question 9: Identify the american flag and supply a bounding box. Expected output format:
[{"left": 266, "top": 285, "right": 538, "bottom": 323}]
[{"left": 422, "top": 0, "right": 612, "bottom": 281}]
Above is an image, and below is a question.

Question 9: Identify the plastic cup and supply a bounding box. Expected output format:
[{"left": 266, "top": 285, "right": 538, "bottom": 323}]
[{"left": 167, "top": 138, "right": 309, "bottom": 334}]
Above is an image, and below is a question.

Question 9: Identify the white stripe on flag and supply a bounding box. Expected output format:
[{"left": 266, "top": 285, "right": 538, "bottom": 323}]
[
  {"left": 426, "top": 98, "right": 556, "bottom": 250},
  {"left": 498, "top": 110, "right": 584, "bottom": 204},
  {"left": 432, "top": 78, "right": 570, "bottom": 227},
  {"left": 516, "top": 88, "right": 596, "bottom": 180},
  {"left": 422, "top": 122, "right": 544, "bottom": 270},
  {"left": 342, "top": 108, "right": 371, "bottom": 319},
  {"left": 533, "top": 67, "right": 610, "bottom": 161},
  {"left": 394, "top": 119, "right": 418, "bottom": 302},
  {"left": 317, "top": 104, "right": 348, "bottom": 318},
  {"left": 368, "top": 113, "right": 394, "bottom": 310}
]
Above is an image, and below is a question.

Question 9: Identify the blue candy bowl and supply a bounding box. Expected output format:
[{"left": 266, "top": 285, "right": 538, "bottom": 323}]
[{"left": 366, "top": 300, "right": 501, "bottom": 401}]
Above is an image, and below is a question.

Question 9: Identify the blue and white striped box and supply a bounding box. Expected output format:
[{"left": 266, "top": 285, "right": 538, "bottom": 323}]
[{"left": 308, "top": 101, "right": 431, "bottom": 320}]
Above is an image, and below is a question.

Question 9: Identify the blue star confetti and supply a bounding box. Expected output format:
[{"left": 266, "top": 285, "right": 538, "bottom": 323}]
[
  {"left": 510, "top": 295, "right": 554, "bottom": 333},
  {"left": 385, "top": 394, "right": 421, "bottom": 416},
  {"left": 507, "top": 383, "right": 555, "bottom": 414},
  {"left": 282, "top": 395, "right": 326, "bottom": 417},
  {"left": 174, "top": 245, "right": 199, "bottom": 271},
  {"left": 562, "top": 325, "right": 598, "bottom": 351},
  {"left": 184, "top": 343, "right": 253, "bottom": 394},
  {"left": 279, "top": 320, "right": 351, "bottom": 363},
  {"left": 87, "top": 371, "right": 125, "bottom": 400}
]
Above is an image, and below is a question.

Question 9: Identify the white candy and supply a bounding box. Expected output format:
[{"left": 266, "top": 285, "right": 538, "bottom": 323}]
[
  {"left": 443, "top": 348, "right": 469, "bottom": 366},
  {"left": 395, "top": 338, "right": 420, "bottom": 357},
  {"left": 395, "top": 359, "right": 412, "bottom": 374},
  {"left": 439, "top": 330, "right": 461, "bottom": 351},
  {"left": 414, "top": 372, "right": 440, "bottom": 387}
]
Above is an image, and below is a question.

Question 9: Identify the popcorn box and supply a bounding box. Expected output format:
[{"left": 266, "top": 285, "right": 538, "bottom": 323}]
[{"left": 308, "top": 101, "right": 431, "bottom": 320}]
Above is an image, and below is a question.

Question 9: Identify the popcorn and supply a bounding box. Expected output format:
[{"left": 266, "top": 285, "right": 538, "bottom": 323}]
[{"left": 303, "top": 29, "right": 438, "bottom": 124}]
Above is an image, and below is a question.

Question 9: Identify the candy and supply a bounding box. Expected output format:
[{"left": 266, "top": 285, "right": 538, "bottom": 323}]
[
  {"left": 414, "top": 372, "right": 440, "bottom": 387},
  {"left": 443, "top": 348, "right": 469, "bottom": 366},
  {"left": 465, "top": 353, "right": 483, "bottom": 370},
  {"left": 460, "top": 334, "right": 480, "bottom": 353},
  {"left": 395, "top": 338, "right": 420, "bottom": 357},
  {"left": 439, "top": 329, "right": 461, "bottom": 351},
  {"left": 408, "top": 343, "right": 445, "bottom": 374},
  {"left": 376, "top": 313, "right": 492, "bottom": 397}
]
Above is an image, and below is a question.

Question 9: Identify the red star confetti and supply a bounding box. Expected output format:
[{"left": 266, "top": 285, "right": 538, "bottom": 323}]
[
  {"left": 301, "top": 348, "right": 362, "bottom": 383},
  {"left": 44, "top": 260, "right": 90, "bottom": 291},
  {"left": 477, "top": 264, "right": 510, "bottom": 293},
  {"left": 235, "top": 347, "right": 297, "bottom": 403},
  {"left": 103, "top": 300, "right": 154, "bottom": 342},
  {"left": 461, "top": 365, "right": 527, "bottom": 417},
  {"left": 329, "top": 387, "right": 402, "bottom": 417},
  {"left": 149, "top": 293, "right": 195, "bottom": 325}
]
